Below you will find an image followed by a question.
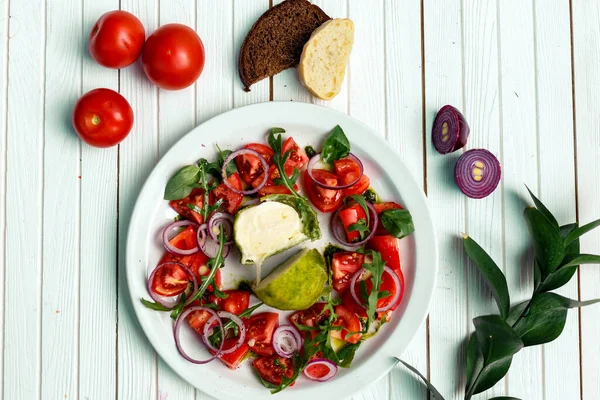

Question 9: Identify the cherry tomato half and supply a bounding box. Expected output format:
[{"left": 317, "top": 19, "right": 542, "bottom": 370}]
[
  {"left": 246, "top": 312, "right": 279, "bottom": 356},
  {"left": 303, "top": 169, "right": 343, "bottom": 213}
]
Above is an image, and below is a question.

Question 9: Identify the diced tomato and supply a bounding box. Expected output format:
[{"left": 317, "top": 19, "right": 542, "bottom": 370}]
[
  {"left": 367, "top": 235, "right": 402, "bottom": 275},
  {"left": 208, "top": 290, "right": 250, "bottom": 315},
  {"left": 303, "top": 169, "right": 342, "bottom": 213},
  {"left": 211, "top": 172, "right": 243, "bottom": 214},
  {"left": 343, "top": 174, "right": 370, "bottom": 197},
  {"left": 150, "top": 262, "right": 191, "bottom": 296},
  {"left": 338, "top": 203, "right": 368, "bottom": 243},
  {"left": 330, "top": 304, "right": 362, "bottom": 344},
  {"left": 216, "top": 339, "right": 251, "bottom": 369},
  {"left": 253, "top": 164, "right": 298, "bottom": 197},
  {"left": 169, "top": 187, "right": 205, "bottom": 224},
  {"left": 331, "top": 252, "right": 365, "bottom": 292},
  {"left": 373, "top": 201, "right": 403, "bottom": 234},
  {"left": 253, "top": 355, "right": 295, "bottom": 385},
  {"left": 186, "top": 306, "right": 214, "bottom": 336},
  {"left": 235, "top": 143, "right": 274, "bottom": 185},
  {"left": 289, "top": 302, "right": 329, "bottom": 339},
  {"left": 282, "top": 137, "right": 309, "bottom": 170},
  {"left": 246, "top": 312, "right": 279, "bottom": 356},
  {"left": 334, "top": 157, "right": 362, "bottom": 186}
]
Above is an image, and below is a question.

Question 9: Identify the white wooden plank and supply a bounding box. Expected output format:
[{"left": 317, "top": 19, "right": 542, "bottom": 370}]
[
  {"left": 384, "top": 0, "right": 428, "bottom": 399},
  {"left": 118, "top": 1, "right": 159, "bottom": 399},
  {"left": 572, "top": 2, "right": 600, "bottom": 399},
  {"left": 232, "top": 0, "right": 270, "bottom": 107},
  {"left": 3, "top": 0, "right": 45, "bottom": 398},
  {"left": 497, "top": 1, "right": 543, "bottom": 398},
  {"left": 155, "top": 1, "right": 197, "bottom": 399},
  {"left": 346, "top": 2, "right": 389, "bottom": 399},
  {"left": 40, "top": 0, "right": 82, "bottom": 398},
  {"left": 534, "top": 2, "right": 579, "bottom": 400},
  {"left": 423, "top": 0, "right": 468, "bottom": 397},
  {"left": 462, "top": 1, "right": 506, "bottom": 398}
]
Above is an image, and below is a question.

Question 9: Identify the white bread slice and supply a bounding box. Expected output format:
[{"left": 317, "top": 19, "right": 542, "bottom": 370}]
[{"left": 299, "top": 19, "right": 354, "bottom": 100}]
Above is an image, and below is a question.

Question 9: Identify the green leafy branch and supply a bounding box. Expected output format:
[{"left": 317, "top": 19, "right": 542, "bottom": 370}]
[{"left": 399, "top": 187, "right": 600, "bottom": 400}]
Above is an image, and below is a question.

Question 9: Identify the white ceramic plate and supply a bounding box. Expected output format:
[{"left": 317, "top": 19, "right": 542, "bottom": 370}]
[{"left": 127, "top": 101, "right": 437, "bottom": 400}]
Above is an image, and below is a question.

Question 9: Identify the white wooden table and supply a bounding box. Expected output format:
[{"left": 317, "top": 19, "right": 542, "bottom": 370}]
[{"left": 2, "top": 0, "right": 600, "bottom": 399}]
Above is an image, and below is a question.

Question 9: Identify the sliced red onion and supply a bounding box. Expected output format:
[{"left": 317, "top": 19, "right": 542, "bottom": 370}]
[
  {"left": 162, "top": 220, "right": 199, "bottom": 255},
  {"left": 303, "top": 358, "right": 338, "bottom": 382},
  {"left": 455, "top": 149, "right": 501, "bottom": 199},
  {"left": 174, "top": 306, "right": 223, "bottom": 364},
  {"left": 197, "top": 223, "right": 230, "bottom": 258},
  {"left": 208, "top": 212, "right": 234, "bottom": 245},
  {"left": 222, "top": 148, "right": 269, "bottom": 195},
  {"left": 432, "top": 105, "right": 470, "bottom": 154},
  {"left": 350, "top": 266, "right": 402, "bottom": 312},
  {"left": 202, "top": 311, "right": 246, "bottom": 355},
  {"left": 273, "top": 325, "right": 303, "bottom": 358},
  {"left": 331, "top": 201, "right": 378, "bottom": 247},
  {"left": 307, "top": 153, "right": 364, "bottom": 190},
  {"left": 147, "top": 262, "right": 198, "bottom": 308}
]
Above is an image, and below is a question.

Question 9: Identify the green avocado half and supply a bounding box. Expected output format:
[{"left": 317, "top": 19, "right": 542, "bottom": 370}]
[{"left": 254, "top": 248, "right": 328, "bottom": 310}]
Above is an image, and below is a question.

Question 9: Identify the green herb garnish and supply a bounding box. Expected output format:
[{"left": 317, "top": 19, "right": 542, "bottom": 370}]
[
  {"left": 163, "top": 165, "right": 202, "bottom": 200},
  {"left": 321, "top": 125, "right": 350, "bottom": 164},
  {"left": 304, "top": 145, "right": 317, "bottom": 159},
  {"left": 267, "top": 128, "right": 301, "bottom": 197},
  {"left": 380, "top": 208, "right": 414, "bottom": 239}
]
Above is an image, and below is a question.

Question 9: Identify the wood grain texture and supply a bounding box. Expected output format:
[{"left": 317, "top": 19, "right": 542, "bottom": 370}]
[
  {"left": 40, "top": 0, "right": 82, "bottom": 398},
  {"left": 462, "top": 1, "right": 505, "bottom": 398},
  {"left": 117, "top": 1, "right": 159, "bottom": 399},
  {"left": 79, "top": 0, "right": 119, "bottom": 398},
  {"left": 572, "top": 1, "right": 600, "bottom": 399},
  {"left": 384, "top": 1, "right": 428, "bottom": 399},
  {"left": 497, "top": 1, "right": 543, "bottom": 398},
  {"left": 3, "top": 0, "right": 45, "bottom": 398},
  {"left": 423, "top": 0, "right": 468, "bottom": 397},
  {"left": 534, "top": 2, "right": 579, "bottom": 399}
]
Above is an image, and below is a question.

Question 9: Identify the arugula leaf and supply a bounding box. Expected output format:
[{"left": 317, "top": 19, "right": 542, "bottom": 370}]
[
  {"left": 380, "top": 209, "right": 415, "bottom": 239},
  {"left": 141, "top": 298, "right": 172, "bottom": 311},
  {"left": 267, "top": 129, "right": 301, "bottom": 197},
  {"left": 164, "top": 165, "right": 201, "bottom": 200},
  {"left": 361, "top": 250, "right": 386, "bottom": 332},
  {"left": 337, "top": 342, "right": 361, "bottom": 367},
  {"left": 348, "top": 220, "right": 370, "bottom": 240},
  {"left": 462, "top": 234, "right": 510, "bottom": 319},
  {"left": 209, "top": 302, "right": 264, "bottom": 347},
  {"left": 349, "top": 194, "right": 370, "bottom": 225},
  {"left": 321, "top": 125, "right": 350, "bottom": 164}
]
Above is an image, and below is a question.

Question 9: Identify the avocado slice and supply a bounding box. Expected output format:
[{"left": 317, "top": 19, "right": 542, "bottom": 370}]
[
  {"left": 233, "top": 194, "right": 321, "bottom": 266},
  {"left": 254, "top": 248, "right": 328, "bottom": 310}
]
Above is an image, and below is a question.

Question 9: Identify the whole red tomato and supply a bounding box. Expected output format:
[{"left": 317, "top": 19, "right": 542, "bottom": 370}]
[
  {"left": 142, "top": 23, "right": 205, "bottom": 90},
  {"left": 88, "top": 10, "right": 145, "bottom": 69},
  {"left": 72, "top": 88, "right": 134, "bottom": 148}
]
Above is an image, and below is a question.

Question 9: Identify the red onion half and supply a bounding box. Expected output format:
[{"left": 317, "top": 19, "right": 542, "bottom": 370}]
[
  {"left": 202, "top": 311, "right": 246, "bottom": 355},
  {"left": 432, "top": 105, "right": 470, "bottom": 154},
  {"left": 273, "top": 325, "right": 303, "bottom": 358},
  {"left": 222, "top": 149, "right": 269, "bottom": 195},
  {"left": 307, "top": 153, "right": 363, "bottom": 190},
  {"left": 147, "top": 262, "right": 198, "bottom": 308},
  {"left": 162, "top": 220, "right": 199, "bottom": 255},
  {"left": 455, "top": 149, "right": 501, "bottom": 199},
  {"left": 331, "top": 201, "right": 378, "bottom": 247},
  {"left": 304, "top": 358, "right": 338, "bottom": 382},
  {"left": 350, "top": 266, "right": 402, "bottom": 312},
  {"left": 174, "top": 306, "right": 223, "bottom": 364}
]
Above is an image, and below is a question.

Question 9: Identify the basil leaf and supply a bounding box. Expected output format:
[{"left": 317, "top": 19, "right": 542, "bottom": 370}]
[
  {"left": 141, "top": 298, "right": 172, "bottom": 311},
  {"left": 321, "top": 125, "right": 350, "bottom": 164},
  {"left": 462, "top": 235, "right": 510, "bottom": 319},
  {"left": 396, "top": 359, "right": 446, "bottom": 400},
  {"left": 271, "top": 127, "right": 286, "bottom": 135},
  {"left": 523, "top": 207, "right": 564, "bottom": 274},
  {"left": 337, "top": 342, "right": 361, "bottom": 368},
  {"left": 526, "top": 185, "right": 559, "bottom": 227},
  {"left": 381, "top": 209, "right": 415, "bottom": 239},
  {"left": 164, "top": 165, "right": 201, "bottom": 200},
  {"left": 216, "top": 145, "right": 237, "bottom": 178},
  {"left": 473, "top": 315, "right": 523, "bottom": 365},
  {"left": 564, "top": 217, "right": 600, "bottom": 246}
]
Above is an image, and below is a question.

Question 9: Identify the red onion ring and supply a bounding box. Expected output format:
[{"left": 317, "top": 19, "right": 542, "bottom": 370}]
[
  {"left": 307, "top": 153, "right": 363, "bottom": 190},
  {"left": 273, "top": 325, "right": 303, "bottom": 358},
  {"left": 147, "top": 262, "right": 198, "bottom": 308},
  {"left": 197, "top": 223, "right": 230, "bottom": 258},
  {"left": 454, "top": 149, "right": 501, "bottom": 199},
  {"left": 331, "top": 201, "right": 378, "bottom": 247},
  {"left": 162, "top": 220, "right": 199, "bottom": 255},
  {"left": 174, "top": 306, "right": 223, "bottom": 364},
  {"left": 208, "top": 212, "right": 234, "bottom": 245},
  {"left": 202, "top": 311, "right": 246, "bottom": 355},
  {"left": 350, "top": 266, "right": 402, "bottom": 312},
  {"left": 222, "top": 149, "right": 269, "bottom": 195},
  {"left": 303, "top": 358, "right": 338, "bottom": 382}
]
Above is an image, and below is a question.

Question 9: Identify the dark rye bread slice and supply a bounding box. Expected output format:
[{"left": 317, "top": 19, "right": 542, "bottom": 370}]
[{"left": 238, "top": 0, "right": 330, "bottom": 91}]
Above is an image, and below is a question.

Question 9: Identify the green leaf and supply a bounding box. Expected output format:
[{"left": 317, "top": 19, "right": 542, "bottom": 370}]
[
  {"left": 362, "top": 250, "right": 387, "bottom": 332},
  {"left": 560, "top": 254, "right": 600, "bottom": 268},
  {"left": 533, "top": 259, "right": 542, "bottom": 288},
  {"left": 380, "top": 209, "right": 415, "bottom": 239},
  {"left": 216, "top": 145, "right": 237, "bottom": 178},
  {"left": 523, "top": 207, "right": 564, "bottom": 274},
  {"left": 267, "top": 130, "right": 301, "bottom": 197},
  {"left": 526, "top": 186, "right": 559, "bottom": 227},
  {"left": 141, "top": 298, "right": 172, "bottom": 311},
  {"left": 396, "top": 359, "right": 446, "bottom": 400},
  {"left": 538, "top": 266, "right": 577, "bottom": 292},
  {"left": 337, "top": 342, "right": 361, "bottom": 368},
  {"left": 564, "top": 217, "right": 600, "bottom": 246},
  {"left": 363, "top": 188, "right": 379, "bottom": 204},
  {"left": 513, "top": 292, "right": 600, "bottom": 346},
  {"left": 163, "top": 165, "right": 201, "bottom": 200},
  {"left": 350, "top": 194, "right": 371, "bottom": 226},
  {"left": 321, "top": 125, "right": 350, "bottom": 164},
  {"left": 473, "top": 315, "right": 523, "bottom": 364},
  {"left": 466, "top": 333, "right": 484, "bottom": 391},
  {"left": 271, "top": 127, "right": 286, "bottom": 135},
  {"left": 506, "top": 301, "right": 528, "bottom": 327},
  {"left": 471, "top": 356, "right": 512, "bottom": 395},
  {"left": 348, "top": 220, "right": 370, "bottom": 240},
  {"left": 462, "top": 235, "right": 510, "bottom": 319}
]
